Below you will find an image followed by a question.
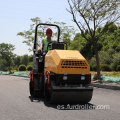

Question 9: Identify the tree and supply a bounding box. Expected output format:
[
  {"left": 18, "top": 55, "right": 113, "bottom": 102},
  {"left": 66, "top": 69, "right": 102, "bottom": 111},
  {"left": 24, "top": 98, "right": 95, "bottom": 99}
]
[
  {"left": 17, "top": 17, "right": 76, "bottom": 51},
  {"left": 111, "top": 52, "right": 120, "bottom": 71},
  {"left": 0, "top": 57, "right": 3, "bottom": 70},
  {"left": 14, "top": 55, "right": 21, "bottom": 66},
  {"left": 20, "top": 54, "right": 29, "bottom": 66},
  {"left": 67, "top": 0, "right": 120, "bottom": 81},
  {"left": 69, "top": 33, "right": 87, "bottom": 50},
  {"left": 28, "top": 55, "right": 33, "bottom": 63},
  {"left": 0, "top": 43, "right": 15, "bottom": 71},
  {"left": 100, "top": 23, "right": 120, "bottom": 52}
]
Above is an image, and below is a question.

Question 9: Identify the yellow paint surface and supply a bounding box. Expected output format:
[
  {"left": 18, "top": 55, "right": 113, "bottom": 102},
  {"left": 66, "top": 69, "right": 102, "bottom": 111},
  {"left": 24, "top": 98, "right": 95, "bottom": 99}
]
[{"left": 45, "top": 50, "right": 90, "bottom": 74}]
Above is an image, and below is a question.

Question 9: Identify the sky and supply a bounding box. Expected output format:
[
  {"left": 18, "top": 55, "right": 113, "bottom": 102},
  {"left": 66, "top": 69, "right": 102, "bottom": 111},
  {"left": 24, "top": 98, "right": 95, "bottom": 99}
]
[{"left": 0, "top": 0, "right": 78, "bottom": 56}]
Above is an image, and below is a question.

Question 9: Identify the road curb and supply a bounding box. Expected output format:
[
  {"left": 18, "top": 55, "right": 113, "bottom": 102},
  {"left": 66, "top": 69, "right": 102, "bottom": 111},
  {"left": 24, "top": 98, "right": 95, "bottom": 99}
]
[{"left": 92, "top": 83, "right": 120, "bottom": 90}]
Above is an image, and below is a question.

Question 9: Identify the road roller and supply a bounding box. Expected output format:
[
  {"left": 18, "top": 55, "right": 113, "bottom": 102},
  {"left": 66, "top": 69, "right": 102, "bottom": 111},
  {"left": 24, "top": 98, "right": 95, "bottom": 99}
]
[{"left": 29, "top": 23, "right": 93, "bottom": 103}]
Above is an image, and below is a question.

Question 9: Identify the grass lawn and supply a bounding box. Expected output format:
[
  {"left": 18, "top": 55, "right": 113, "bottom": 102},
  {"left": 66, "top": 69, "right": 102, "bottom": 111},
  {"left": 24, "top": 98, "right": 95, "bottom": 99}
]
[
  {"left": 91, "top": 71, "right": 120, "bottom": 77},
  {"left": 18, "top": 71, "right": 30, "bottom": 73}
]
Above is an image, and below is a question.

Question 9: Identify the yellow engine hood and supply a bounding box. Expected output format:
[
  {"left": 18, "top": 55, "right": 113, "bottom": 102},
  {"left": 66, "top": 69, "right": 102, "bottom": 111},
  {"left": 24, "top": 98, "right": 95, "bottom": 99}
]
[{"left": 45, "top": 50, "right": 90, "bottom": 74}]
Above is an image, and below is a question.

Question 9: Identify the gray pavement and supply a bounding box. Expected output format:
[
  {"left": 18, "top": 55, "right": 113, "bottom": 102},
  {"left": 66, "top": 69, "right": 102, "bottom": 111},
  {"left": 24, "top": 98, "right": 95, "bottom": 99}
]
[{"left": 0, "top": 74, "right": 120, "bottom": 120}]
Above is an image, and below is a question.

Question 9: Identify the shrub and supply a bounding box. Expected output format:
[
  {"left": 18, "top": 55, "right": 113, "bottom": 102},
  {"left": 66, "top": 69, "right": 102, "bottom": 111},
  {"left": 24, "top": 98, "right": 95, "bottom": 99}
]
[
  {"left": 89, "top": 57, "right": 96, "bottom": 65},
  {"left": 28, "top": 62, "right": 33, "bottom": 66},
  {"left": 90, "top": 64, "right": 93, "bottom": 71},
  {"left": 99, "top": 51, "right": 112, "bottom": 65},
  {"left": 111, "top": 52, "right": 120, "bottom": 71},
  {"left": 92, "top": 64, "right": 97, "bottom": 71},
  {"left": 100, "top": 64, "right": 111, "bottom": 71},
  {"left": 19, "top": 65, "right": 26, "bottom": 71},
  {"left": 116, "top": 65, "right": 120, "bottom": 71},
  {"left": 27, "top": 65, "right": 32, "bottom": 71},
  {"left": 14, "top": 66, "right": 18, "bottom": 71}
]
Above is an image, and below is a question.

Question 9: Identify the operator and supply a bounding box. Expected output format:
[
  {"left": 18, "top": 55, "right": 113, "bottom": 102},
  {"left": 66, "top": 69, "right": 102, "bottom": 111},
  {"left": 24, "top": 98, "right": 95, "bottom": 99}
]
[{"left": 38, "top": 28, "right": 53, "bottom": 53}]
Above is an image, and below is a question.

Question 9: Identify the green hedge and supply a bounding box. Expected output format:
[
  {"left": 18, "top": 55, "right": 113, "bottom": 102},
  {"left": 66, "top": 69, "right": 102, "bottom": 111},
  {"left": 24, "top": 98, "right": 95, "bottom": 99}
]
[
  {"left": 90, "top": 64, "right": 93, "bottom": 71},
  {"left": 92, "top": 64, "right": 97, "bottom": 71},
  {"left": 111, "top": 52, "right": 120, "bottom": 71},
  {"left": 19, "top": 65, "right": 26, "bottom": 71},
  {"left": 100, "top": 64, "right": 111, "bottom": 71},
  {"left": 90, "top": 64, "right": 112, "bottom": 71},
  {"left": 116, "top": 65, "right": 120, "bottom": 71},
  {"left": 27, "top": 65, "right": 32, "bottom": 71}
]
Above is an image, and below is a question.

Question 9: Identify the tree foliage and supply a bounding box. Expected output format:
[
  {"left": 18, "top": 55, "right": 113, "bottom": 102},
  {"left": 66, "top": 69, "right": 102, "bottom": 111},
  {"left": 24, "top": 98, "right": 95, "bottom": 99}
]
[
  {"left": 100, "top": 64, "right": 111, "bottom": 71},
  {"left": 0, "top": 43, "right": 15, "bottom": 71},
  {"left": 14, "top": 55, "right": 21, "bottom": 67},
  {"left": 17, "top": 17, "right": 76, "bottom": 51},
  {"left": 20, "top": 54, "right": 29, "bottom": 66},
  {"left": 111, "top": 52, "right": 120, "bottom": 71},
  {"left": 116, "top": 65, "right": 120, "bottom": 71},
  {"left": 69, "top": 22, "right": 120, "bottom": 72},
  {"left": 67, "top": 0, "right": 120, "bottom": 80}
]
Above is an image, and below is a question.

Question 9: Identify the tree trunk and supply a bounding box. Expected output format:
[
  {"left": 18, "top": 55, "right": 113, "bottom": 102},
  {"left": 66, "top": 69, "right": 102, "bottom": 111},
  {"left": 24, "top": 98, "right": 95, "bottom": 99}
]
[{"left": 93, "top": 41, "right": 101, "bottom": 82}]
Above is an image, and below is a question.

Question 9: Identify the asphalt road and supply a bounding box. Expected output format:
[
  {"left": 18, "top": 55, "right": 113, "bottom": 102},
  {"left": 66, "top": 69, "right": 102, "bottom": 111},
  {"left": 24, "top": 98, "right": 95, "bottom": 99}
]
[{"left": 0, "top": 74, "right": 120, "bottom": 120}]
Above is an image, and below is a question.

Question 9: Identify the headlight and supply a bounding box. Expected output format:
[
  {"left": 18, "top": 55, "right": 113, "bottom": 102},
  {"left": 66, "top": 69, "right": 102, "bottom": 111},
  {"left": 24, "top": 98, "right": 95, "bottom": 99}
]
[
  {"left": 63, "top": 76, "right": 67, "bottom": 80},
  {"left": 81, "top": 76, "right": 85, "bottom": 80}
]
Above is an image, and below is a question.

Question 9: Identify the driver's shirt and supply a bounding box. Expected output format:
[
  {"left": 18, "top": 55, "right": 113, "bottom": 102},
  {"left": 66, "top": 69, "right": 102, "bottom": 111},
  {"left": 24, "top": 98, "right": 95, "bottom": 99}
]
[
  {"left": 41, "top": 39, "right": 51, "bottom": 44},
  {"left": 41, "top": 38, "right": 52, "bottom": 51}
]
